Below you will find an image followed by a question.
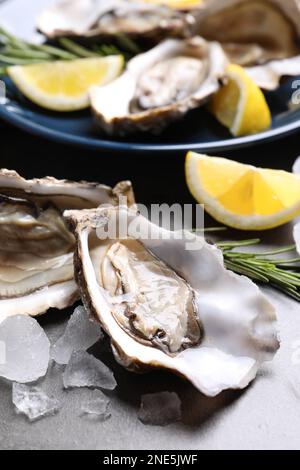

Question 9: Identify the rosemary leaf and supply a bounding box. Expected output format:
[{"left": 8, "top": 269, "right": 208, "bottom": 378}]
[
  {"left": 31, "top": 43, "right": 77, "bottom": 60},
  {"left": 93, "top": 44, "right": 121, "bottom": 56},
  {"left": 0, "top": 26, "right": 27, "bottom": 50},
  {"left": 58, "top": 38, "right": 99, "bottom": 58},
  {"left": 115, "top": 33, "right": 141, "bottom": 55},
  {"left": 217, "top": 239, "right": 261, "bottom": 249},
  {"left": 1, "top": 47, "right": 52, "bottom": 60},
  {"left": 193, "top": 227, "right": 227, "bottom": 233},
  {"left": 220, "top": 238, "right": 300, "bottom": 302},
  {"left": 0, "top": 53, "right": 48, "bottom": 65}
]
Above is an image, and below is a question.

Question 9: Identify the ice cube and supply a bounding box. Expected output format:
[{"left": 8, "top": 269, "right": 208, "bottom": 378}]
[
  {"left": 12, "top": 383, "right": 61, "bottom": 422},
  {"left": 51, "top": 305, "right": 102, "bottom": 365},
  {"left": 293, "top": 156, "right": 300, "bottom": 175},
  {"left": 63, "top": 350, "right": 117, "bottom": 390},
  {"left": 81, "top": 390, "right": 111, "bottom": 421},
  {"left": 0, "top": 315, "right": 50, "bottom": 383},
  {"left": 294, "top": 223, "right": 300, "bottom": 255},
  {"left": 138, "top": 391, "right": 181, "bottom": 426}
]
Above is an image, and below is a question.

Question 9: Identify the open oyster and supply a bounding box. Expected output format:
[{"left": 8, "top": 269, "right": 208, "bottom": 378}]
[
  {"left": 64, "top": 206, "right": 279, "bottom": 397},
  {"left": 90, "top": 36, "right": 227, "bottom": 135},
  {"left": 0, "top": 170, "right": 134, "bottom": 321},
  {"left": 195, "top": 0, "right": 300, "bottom": 89},
  {"left": 37, "top": 0, "right": 195, "bottom": 43}
]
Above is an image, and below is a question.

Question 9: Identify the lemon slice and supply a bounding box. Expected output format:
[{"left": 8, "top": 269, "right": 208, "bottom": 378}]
[
  {"left": 210, "top": 64, "right": 271, "bottom": 137},
  {"left": 140, "top": 0, "right": 202, "bottom": 9},
  {"left": 8, "top": 55, "right": 124, "bottom": 112},
  {"left": 185, "top": 152, "right": 300, "bottom": 230}
]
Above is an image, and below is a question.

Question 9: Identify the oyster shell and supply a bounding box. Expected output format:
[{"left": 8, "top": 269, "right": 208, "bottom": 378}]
[
  {"left": 194, "top": 0, "right": 300, "bottom": 89},
  {"left": 0, "top": 170, "right": 134, "bottom": 321},
  {"left": 90, "top": 36, "right": 228, "bottom": 135},
  {"left": 64, "top": 206, "right": 279, "bottom": 397},
  {"left": 37, "top": 0, "right": 195, "bottom": 43}
]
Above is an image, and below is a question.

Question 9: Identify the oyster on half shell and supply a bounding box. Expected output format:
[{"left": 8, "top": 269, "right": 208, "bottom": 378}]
[
  {"left": 194, "top": 0, "right": 300, "bottom": 90},
  {"left": 90, "top": 36, "right": 228, "bottom": 135},
  {"left": 0, "top": 170, "right": 134, "bottom": 322},
  {"left": 64, "top": 206, "right": 279, "bottom": 397},
  {"left": 37, "top": 0, "right": 195, "bottom": 43}
]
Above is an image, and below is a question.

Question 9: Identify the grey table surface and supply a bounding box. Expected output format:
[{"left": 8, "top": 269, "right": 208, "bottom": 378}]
[
  {"left": 0, "top": 286, "right": 299, "bottom": 450},
  {"left": 1, "top": 0, "right": 300, "bottom": 451}
]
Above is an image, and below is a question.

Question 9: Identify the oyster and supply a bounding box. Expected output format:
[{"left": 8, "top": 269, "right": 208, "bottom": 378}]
[
  {"left": 90, "top": 36, "right": 228, "bottom": 135},
  {"left": 64, "top": 206, "right": 279, "bottom": 397},
  {"left": 37, "top": 0, "right": 195, "bottom": 43},
  {"left": 195, "top": 0, "right": 300, "bottom": 89},
  {"left": 0, "top": 170, "right": 134, "bottom": 321}
]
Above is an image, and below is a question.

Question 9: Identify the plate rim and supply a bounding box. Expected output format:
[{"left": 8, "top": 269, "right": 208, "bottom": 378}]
[
  {"left": 1, "top": 103, "right": 300, "bottom": 154},
  {"left": 1, "top": 0, "right": 300, "bottom": 153}
]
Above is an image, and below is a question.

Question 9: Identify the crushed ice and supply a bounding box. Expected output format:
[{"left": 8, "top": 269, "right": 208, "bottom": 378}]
[
  {"left": 0, "top": 311, "right": 184, "bottom": 426},
  {"left": 81, "top": 390, "right": 111, "bottom": 421},
  {"left": 138, "top": 391, "right": 182, "bottom": 426},
  {"left": 63, "top": 350, "right": 117, "bottom": 390},
  {"left": 12, "top": 383, "right": 61, "bottom": 422},
  {"left": 0, "top": 315, "right": 50, "bottom": 383},
  {"left": 51, "top": 305, "right": 103, "bottom": 364}
]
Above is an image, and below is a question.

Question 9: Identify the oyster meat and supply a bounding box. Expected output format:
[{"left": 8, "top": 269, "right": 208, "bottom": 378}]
[
  {"left": 0, "top": 170, "right": 134, "bottom": 321},
  {"left": 64, "top": 206, "right": 279, "bottom": 397},
  {"left": 90, "top": 36, "right": 228, "bottom": 135},
  {"left": 194, "top": 0, "right": 300, "bottom": 89},
  {"left": 101, "top": 240, "right": 202, "bottom": 354},
  {"left": 37, "top": 0, "right": 195, "bottom": 43}
]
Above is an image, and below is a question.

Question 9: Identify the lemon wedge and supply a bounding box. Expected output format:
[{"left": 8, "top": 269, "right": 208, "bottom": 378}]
[
  {"left": 210, "top": 64, "right": 272, "bottom": 137},
  {"left": 8, "top": 55, "right": 124, "bottom": 112},
  {"left": 185, "top": 152, "right": 300, "bottom": 230}
]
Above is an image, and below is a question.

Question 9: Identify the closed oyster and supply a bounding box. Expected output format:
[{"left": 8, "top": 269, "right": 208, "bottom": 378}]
[
  {"left": 0, "top": 170, "right": 134, "bottom": 321},
  {"left": 64, "top": 206, "right": 279, "bottom": 397},
  {"left": 194, "top": 0, "right": 300, "bottom": 89},
  {"left": 90, "top": 36, "right": 228, "bottom": 135},
  {"left": 37, "top": 0, "right": 195, "bottom": 43}
]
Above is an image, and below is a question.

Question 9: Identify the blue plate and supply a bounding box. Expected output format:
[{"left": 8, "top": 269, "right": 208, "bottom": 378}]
[
  {"left": 1, "top": 76, "right": 300, "bottom": 154},
  {"left": 1, "top": 0, "right": 300, "bottom": 154}
]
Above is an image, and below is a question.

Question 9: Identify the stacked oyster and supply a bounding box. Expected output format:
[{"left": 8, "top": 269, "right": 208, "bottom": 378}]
[
  {"left": 0, "top": 169, "right": 134, "bottom": 320},
  {"left": 194, "top": 0, "right": 300, "bottom": 90},
  {"left": 37, "top": 0, "right": 196, "bottom": 43},
  {"left": 37, "top": 0, "right": 300, "bottom": 134}
]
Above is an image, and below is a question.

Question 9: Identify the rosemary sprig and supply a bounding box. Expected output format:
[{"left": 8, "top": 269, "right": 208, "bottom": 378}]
[
  {"left": 30, "top": 43, "right": 77, "bottom": 60},
  {"left": 218, "top": 239, "right": 300, "bottom": 301},
  {"left": 0, "top": 26, "right": 27, "bottom": 50},
  {"left": 58, "top": 38, "right": 99, "bottom": 58},
  {"left": 92, "top": 44, "right": 122, "bottom": 56},
  {"left": 1, "top": 46, "right": 52, "bottom": 60},
  {"left": 0, "top": 53, "right": 48, "bottom": 65},
  {"left": 193, "top": 226, "right": 228, "bottom": 233},
  {"left": 0, "top": 26, "right": 128, "bottom": 74},
  {"left": 191, "top": 229, "right": 300, "bottom": 300}
]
